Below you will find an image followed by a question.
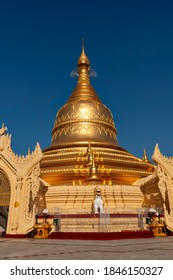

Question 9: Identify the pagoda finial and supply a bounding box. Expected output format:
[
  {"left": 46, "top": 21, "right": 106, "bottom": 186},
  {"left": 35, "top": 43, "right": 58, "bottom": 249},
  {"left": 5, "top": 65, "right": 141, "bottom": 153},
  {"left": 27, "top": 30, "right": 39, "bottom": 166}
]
[
  {"left": 77, "top": 40, "right": 90, "bottom": 66},
  {"left": 86, "top": 153, "right": 102, "bottom": 184},
  {"left": 82, "top": 37, "right": 84, "bottom": 49},
  {"left": 77, "top": 41, "right": 90, "bottom": 84},
  {"left": 142, "top": 148, "right": 150, "bottom": 163},
  {"left": 87, "top": 140, "right": 91, "bottom": 154},
  {"left": 68, "top": 41, "right": 100, "bottom": 102},
  {"left": 85, "top": 141, "right": 93, "bottom": 167}
]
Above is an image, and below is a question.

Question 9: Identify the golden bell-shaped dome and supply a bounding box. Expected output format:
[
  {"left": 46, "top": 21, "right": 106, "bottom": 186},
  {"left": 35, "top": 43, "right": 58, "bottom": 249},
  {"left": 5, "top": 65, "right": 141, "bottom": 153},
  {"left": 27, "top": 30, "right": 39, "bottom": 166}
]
[
  {"left": 41, "top": 43, "right": 154, "bottom": 186},
  {"left": 51, "top": 43, "right": 119, "bottom": 149}
]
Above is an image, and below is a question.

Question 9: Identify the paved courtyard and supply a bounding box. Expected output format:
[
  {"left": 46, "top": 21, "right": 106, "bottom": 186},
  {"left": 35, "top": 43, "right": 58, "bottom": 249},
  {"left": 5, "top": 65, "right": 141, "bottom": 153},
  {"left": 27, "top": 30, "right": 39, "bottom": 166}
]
[{"left": 0, "top": 236, "right": 173, "bottom": 260}]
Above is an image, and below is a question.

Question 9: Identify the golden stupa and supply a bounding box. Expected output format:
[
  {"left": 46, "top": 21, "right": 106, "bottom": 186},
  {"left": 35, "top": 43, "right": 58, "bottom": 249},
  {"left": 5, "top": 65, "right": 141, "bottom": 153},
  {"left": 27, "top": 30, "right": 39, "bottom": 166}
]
[
  {"left": 40, "top": 43, "right": 154, "bottom": 214},
  {"left": 2, "top": 43, "right": 173, "bottom": 236}
]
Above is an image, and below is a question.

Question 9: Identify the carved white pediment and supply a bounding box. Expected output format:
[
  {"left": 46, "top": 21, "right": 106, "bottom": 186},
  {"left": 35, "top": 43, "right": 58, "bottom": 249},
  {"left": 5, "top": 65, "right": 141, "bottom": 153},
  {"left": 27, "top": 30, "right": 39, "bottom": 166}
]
[{"left": 0, "top": 124, "right": 43, "bottom": 234}]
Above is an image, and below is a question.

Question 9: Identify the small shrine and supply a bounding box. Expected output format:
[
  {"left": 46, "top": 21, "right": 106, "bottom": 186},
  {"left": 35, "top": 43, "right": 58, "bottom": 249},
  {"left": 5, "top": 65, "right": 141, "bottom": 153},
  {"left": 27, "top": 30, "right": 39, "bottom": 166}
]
[
  {"left": 34, "top": 209, "right": 52, "bottom": 239},
  {"left": 146, "top": 208, "right": 166, "bottom": 237}
]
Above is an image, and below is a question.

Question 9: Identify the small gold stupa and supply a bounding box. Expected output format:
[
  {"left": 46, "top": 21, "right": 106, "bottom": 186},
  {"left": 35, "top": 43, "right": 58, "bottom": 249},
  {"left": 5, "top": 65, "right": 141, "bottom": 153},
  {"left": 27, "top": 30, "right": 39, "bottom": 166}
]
[{"left": 40, "top": 43, "right": 154, "bottom": 213}]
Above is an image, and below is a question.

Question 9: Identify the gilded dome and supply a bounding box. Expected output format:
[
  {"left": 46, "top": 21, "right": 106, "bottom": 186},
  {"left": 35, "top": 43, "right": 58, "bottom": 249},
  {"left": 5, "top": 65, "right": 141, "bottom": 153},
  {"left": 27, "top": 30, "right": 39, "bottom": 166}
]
[{"left": 51, "top": 44, "right": 120, "bottom": 149}]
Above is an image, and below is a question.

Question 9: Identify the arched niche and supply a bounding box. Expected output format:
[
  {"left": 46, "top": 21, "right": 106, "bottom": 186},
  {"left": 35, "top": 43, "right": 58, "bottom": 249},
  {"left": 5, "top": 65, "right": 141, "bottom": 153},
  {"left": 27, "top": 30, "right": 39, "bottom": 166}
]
[{"left": 0, "top": 169, "right": 10, "bottom": 230}]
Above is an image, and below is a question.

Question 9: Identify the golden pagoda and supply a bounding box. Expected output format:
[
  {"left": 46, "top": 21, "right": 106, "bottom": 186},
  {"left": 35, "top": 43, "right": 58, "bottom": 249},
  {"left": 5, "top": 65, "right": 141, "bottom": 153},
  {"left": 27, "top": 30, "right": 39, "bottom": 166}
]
[
  {"left": 2, "top": 43, "right": 173, "bottom": 236},
  {"left": 41, "top": 44, "right": 154, "bottom": 184},
  {"left": 40, "top": 43, "right": 154, "bottom": 214}
]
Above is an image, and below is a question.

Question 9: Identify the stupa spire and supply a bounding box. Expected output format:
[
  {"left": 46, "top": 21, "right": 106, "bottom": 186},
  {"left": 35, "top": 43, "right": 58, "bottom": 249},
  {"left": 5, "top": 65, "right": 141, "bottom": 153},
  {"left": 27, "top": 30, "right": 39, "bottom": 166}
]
[
  {"left": 77, "top": 39, "right": 90, "bottom": 84},
  {"left": 68, "top": 41, "right": 100, "bottom": 102},
  {"left": 77, "top": 39, "right": 90, "bottom": 65},
  {"left": 86, "top": 153, "right": 102, "bottom": 184},
  {"left": 85, "top": 141, "right": 93, "bottom": 166},
  {"left": 142, "top": 148, "right": 150, "bottom": 163}
]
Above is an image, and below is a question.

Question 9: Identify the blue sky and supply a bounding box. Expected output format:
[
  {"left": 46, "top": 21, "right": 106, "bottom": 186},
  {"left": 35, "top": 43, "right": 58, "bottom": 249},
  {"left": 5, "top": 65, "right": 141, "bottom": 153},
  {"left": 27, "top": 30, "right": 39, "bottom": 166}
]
[{"left": 0, "top": 0, "right": 173, "bottom": 160}]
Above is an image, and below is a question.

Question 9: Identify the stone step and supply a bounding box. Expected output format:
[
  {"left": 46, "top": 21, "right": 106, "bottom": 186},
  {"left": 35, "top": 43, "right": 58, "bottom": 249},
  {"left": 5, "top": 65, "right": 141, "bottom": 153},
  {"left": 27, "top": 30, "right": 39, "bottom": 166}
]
[{"left": 49, "top": 217, "right": 146, "bottom": 233}]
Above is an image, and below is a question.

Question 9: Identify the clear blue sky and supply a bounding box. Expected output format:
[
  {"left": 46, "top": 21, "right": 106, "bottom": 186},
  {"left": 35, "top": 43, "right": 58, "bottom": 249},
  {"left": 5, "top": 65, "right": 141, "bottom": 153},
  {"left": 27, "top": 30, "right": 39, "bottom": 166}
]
[{"left": 0, "top": 0, "right": 173, "bottom": 160}]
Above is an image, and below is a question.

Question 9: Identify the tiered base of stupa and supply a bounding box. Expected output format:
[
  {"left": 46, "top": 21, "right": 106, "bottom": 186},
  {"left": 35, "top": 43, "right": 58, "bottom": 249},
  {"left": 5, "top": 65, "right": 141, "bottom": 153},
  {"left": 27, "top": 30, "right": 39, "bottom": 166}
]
[
  {"left": 39, "top": 183, "right": 151, "bottom": 235},
  {"left": 44, "top": 184, "right": 144, "bottom": 214}
]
